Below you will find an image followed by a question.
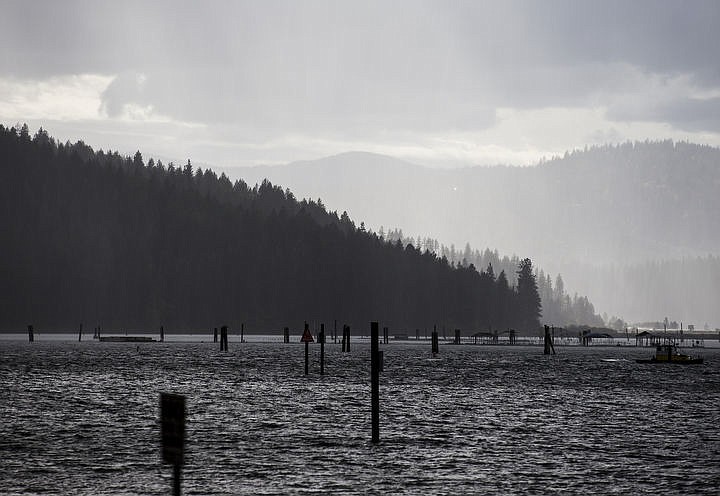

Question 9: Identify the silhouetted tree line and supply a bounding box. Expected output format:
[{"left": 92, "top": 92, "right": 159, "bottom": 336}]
[
  {"left": 0, "top": 125, "right": 542, "bottom": 332},
  {"left": 380, "top": 228, "right": 603, "bottom": 327}
]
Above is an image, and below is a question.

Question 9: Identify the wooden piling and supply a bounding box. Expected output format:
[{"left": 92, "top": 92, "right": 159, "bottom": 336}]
[
  {"left": 334, "top": 320, "right": 338, "bottom": 344},
  {"left": 431, "top": 325, "right": 439, "bottom": 355},
  {"left": 383, "top": 326, "right": 388, "bottom": 344},
  {"left": 78, "top": 324, "right": 82, "bottom": 342},
  {"left": 454, "top": 329, "right": 460, "bottom": 345},
  {"left": 241, "top": 323, "right": 244, "bottom": 343},
  {"left": 416, "top": 329, "right": 420, "bottom": 340},
  {"left": 160, "top": 325, "right": 164, "bottom": 343},
  {"left": 371, "top": 321, "right": 380, "bottom": 443},
  {"left": 220, "top": 325, "right": 228, "bottom": 351},
  {"left": 213, "top": 327, "right": 218, "bottom": 343},
  {"left": 304, "top": 322, "right": 310, "bottom": 375},
  {"left": 28, "top": 324, "right": 34, "bottom": 342},
  {"left": 320, "top": 323, "right": 325, "bottom": 375},
  {"left": 544, "top": 325, "right": 556, "bottom": 355},
  {"left": 283, "top": 326, "right": 290, "bottom": 343},
  {"left": 341, "top": 325, "right": 351, "bottom": 352}
]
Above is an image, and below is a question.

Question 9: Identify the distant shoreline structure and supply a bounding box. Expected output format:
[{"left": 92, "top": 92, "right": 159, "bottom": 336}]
[{"left": 99, "top": 336, "right": 156, "bottom": 343}]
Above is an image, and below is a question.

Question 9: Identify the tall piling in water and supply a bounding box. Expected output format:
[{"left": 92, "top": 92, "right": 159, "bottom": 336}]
[
  {"left": 454, "top": 329, "right": 461, "bottom": 345},
  {"left": 283, "top": 327, "right": 290, "bottom": 343},
  {"left": 241, "top": 323, "right": 244, "bottom": 343},
  {"left": 220, "top": 325, "right": 228, "bottom": 351},
  {"left": 342, "top": 325, "right": 351, "bottom": 352},
  {"left": 544, "top": 325, "right": 556, "bottom": 355},
  {"left": 303, "top": 322, "right": 311, "bottom": 375},
  {"left": 334, "top": 320, "right": 338, "bottom": 344},
  {"left": 160, "top": 325, "right": 164, "bottom": 343},
  {"left": 213, "top": 327, "right": 218, "bottom": 343},
  {"left": 431, "top": 325, "right": 439, "bottom": 355},
  {"left": 371, "top": 321, "right": 380, "bottom": 443},
  {"left": 383, "top": 326, "right": 389, "bottom": 344},
  {"left": 319, "top": 323, "right": 325, "bottom": 375},
  {"left": 78, "top": 324, "right": 82, "bottom": 342},
  {"left": 28, "top": 324, "right": 34, "bottom": 342}
]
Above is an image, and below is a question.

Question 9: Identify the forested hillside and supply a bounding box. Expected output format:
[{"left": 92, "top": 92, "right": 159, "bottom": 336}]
[
  {"left": 0, "top": 124, "right": 547, "bottom": 332},
  {"left": 240, "top": 142, "right": 720, "bottom": 325}
]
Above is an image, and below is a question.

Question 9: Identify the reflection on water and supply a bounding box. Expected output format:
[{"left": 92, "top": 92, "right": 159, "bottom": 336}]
[{"left": 1, "top": 339, "right": 719, "bottom": 494}]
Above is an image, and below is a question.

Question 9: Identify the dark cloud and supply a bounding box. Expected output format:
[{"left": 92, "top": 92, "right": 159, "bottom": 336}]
[{"left": 2, "top": 0, "right": 719, "bottom": 136}]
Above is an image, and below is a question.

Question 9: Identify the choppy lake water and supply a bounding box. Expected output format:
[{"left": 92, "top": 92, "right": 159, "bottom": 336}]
[{"left": 1, "top": 336, "right": 719, "bottom": 494}]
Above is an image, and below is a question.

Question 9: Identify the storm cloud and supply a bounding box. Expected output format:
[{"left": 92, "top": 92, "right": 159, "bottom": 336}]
[{"left": 1, "top": 0, "right": 719, "bottom": 166}]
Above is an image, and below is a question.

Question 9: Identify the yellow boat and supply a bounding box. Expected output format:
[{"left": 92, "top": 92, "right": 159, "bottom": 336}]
[{"left": 636, "top": 343, "right": 704, "bottom": 364}]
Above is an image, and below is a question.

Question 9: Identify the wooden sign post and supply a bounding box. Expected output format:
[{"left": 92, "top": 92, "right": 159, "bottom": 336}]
[
  {"left": 301, "top": 322, "right": 314, "bottom": 375},
  {"left": 161, "top": 393, "right": 186, "bottom": 496}
]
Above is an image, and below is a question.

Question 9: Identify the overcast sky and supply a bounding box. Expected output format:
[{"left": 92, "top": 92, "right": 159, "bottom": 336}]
[{"left": 1, "top": 0, "right": 719, "bottom": 168}]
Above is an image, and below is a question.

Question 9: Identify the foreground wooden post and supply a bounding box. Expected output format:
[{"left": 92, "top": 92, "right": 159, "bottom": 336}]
[
  {"left": 371, "top": 321, "right": 380, "bottom": 443},
  {"left": 160, "top": 392, "right": 185, "bottom": 496},
  {"left": 28, "top": 324, "right": 34, "bottom": 342}
]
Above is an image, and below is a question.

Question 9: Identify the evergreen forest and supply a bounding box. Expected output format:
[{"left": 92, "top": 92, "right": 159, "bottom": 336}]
[{"left": 0, "top": 125, "right": 545, "bottom": 333}]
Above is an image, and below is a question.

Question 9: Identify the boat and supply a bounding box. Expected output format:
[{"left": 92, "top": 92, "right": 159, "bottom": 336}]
[{"left": 636, "top": 342, "right": 704, "bottom": 364}]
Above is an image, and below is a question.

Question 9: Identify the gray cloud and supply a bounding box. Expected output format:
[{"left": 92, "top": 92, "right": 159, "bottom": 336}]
[
  {"left": 2, "top": 0, "right": 719, "bottom": 141},
  {"left": 608, "top": 96, "right": 720, "bottom": 133}
]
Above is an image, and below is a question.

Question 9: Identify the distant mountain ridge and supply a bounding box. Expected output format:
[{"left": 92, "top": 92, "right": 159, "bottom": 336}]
[{"left": 236, "top": 141, "right": 720, "bottom": 324}]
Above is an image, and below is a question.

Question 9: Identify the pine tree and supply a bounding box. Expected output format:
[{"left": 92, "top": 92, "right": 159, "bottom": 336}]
[{"left": 516, "top": 258, "right": 542, "bottom": 331}]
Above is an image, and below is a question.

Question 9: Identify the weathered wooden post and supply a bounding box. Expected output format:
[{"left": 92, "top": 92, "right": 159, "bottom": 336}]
[
  {"left": 241, "top": 323, "right": 244, "bottom": 343},
  {"left": 319, "top": 323, "right": 325, "bottom": 375},
  {"left": 283, "top": 326, "right": 290, "bottom": 343},
  {"left": 544, "top": 325, "right": 556, "bottom": 355},
  {"left": 431, "top": 325, "right": 439, "bottom": 355},
  {"left": 220, "top": 325, "right": 228, "bottom": 351},
  {"left": 416, "top": 329, "right": 420, "bottom": 340},
  {"left": 160, "top": 325, "right": 164, "bottom": 343},
  {"left": 383, "top": 326, "right": 389, "bottom": 344},
  {"left": 341, "top": 325, "right": 351, "bottom": 352},
  {"left": 454, "top": 329, "right": 461, "bottom": 345},
  {"left": 78, "top": 324, "right": 82, "bottom": 342},
  {"left": 160, "top": 392, "right": 185, "bottom": 496},
  {"left": 213, "top": 327, "right": 218, "bottom": 343},
  {"left": 371, "top": 321, "right": 380, "bottom": 443},
  {"left": 301, "top": 322, "right": 313, "bottom": 375},
  {"left": 509, "top": 329, "right": 516, "bottom": 345},
  {"left": 28, "top": 324, "right": 34, "bottom": 342},
  {"left": 334, "top": 320, "right": 338, "bottom": 344}
]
